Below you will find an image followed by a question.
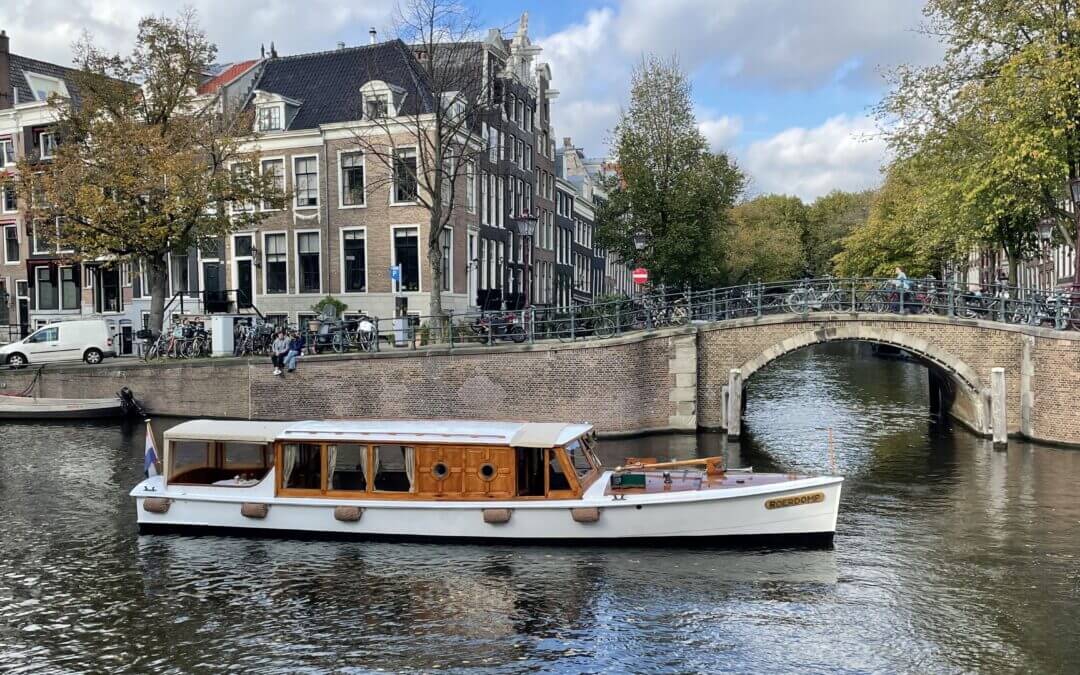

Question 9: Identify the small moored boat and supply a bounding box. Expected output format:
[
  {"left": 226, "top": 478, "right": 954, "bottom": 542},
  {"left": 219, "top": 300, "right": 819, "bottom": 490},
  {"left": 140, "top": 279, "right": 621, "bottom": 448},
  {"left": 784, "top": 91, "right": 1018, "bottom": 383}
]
[{"left": 130, "top": 419, "right": 843, "bottom": 544}]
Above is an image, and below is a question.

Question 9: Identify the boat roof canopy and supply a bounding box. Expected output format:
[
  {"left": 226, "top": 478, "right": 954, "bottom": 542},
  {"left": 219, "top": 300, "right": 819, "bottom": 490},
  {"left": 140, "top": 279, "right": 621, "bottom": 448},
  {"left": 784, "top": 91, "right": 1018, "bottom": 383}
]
[
  {"left": 277, "top": 419, "right": 593, "bottom": 448},
  {"left": 164, "top": 420, "right": 293, "bottom": 444}
]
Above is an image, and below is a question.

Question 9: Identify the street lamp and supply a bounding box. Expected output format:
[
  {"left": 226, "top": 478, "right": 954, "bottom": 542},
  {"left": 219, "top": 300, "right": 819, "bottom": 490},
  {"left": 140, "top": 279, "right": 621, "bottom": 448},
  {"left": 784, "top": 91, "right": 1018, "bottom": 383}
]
[
  {"left": 511, "top": 211, "right": 539, "bottom": 308},
  {"left": 632, "top": 230, "right": 648, "bottom": 252}
]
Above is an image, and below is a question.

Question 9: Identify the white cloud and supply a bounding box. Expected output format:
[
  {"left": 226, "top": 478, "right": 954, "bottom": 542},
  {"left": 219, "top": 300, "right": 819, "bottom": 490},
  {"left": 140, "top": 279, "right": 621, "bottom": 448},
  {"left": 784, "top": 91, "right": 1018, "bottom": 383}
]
[
  {"left": 739, "top": 115, "right": 887, "bottom": 201},
  {"left": 699, "top": 115, "right": 742, "bottom": 152}
]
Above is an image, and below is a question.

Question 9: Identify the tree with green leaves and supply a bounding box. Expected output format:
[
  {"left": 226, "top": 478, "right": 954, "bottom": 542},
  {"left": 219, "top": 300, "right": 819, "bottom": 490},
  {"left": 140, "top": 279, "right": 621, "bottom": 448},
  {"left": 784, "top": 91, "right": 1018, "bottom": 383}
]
[
  {"left": 726, "top": 195, "right": 807, "bottom": 283},
  {"left": 11, "top": 10, "right": 284, "bottom": 332},
  {"left": 805, "top": 190, "right": 873, "bottom": 276},
  {"left": 596, "top": 55, "right": 745, "bottom": 289},
  {"left": 877, "top": 0, "right": 1080, "bottom": 280}
]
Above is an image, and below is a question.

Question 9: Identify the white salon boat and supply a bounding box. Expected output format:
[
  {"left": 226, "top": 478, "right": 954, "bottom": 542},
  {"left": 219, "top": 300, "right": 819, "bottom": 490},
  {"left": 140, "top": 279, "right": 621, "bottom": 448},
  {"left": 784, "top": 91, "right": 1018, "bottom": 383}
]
[{"left": 130, "top": 419, "right": 843, "bottom": 544}]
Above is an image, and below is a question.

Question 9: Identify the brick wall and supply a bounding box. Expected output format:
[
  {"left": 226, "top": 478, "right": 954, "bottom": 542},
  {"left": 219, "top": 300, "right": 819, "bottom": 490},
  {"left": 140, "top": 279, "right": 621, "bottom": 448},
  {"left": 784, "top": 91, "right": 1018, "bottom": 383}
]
[{"left": 3, "top": 315, "right": 1078, "bottom": 445}]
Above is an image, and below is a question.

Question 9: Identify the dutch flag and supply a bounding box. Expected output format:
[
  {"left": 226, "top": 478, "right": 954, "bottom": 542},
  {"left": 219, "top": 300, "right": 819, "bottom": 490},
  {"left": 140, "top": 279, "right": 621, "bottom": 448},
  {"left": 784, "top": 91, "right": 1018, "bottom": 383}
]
[{"left": 144, "top": 420, "right": 160, "bottom": 478}]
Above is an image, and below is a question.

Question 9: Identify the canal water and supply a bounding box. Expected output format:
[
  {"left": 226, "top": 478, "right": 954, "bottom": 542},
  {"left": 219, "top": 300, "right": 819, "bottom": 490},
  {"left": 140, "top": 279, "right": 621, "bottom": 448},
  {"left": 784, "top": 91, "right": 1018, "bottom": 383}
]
[{"left": 0, "top": 343, "right": 1077, "bottom": 673}]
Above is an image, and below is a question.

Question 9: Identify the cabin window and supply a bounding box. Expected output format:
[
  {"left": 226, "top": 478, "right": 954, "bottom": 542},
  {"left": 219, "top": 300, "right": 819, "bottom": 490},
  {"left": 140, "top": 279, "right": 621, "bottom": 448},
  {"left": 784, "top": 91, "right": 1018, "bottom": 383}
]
[
  {"left": 565, "top": 440, "right": 594, "bottom": 479},
  {"left": 169, "top": 440, "right": 272, "bottom": 485},
  {"left": 223, "top": 442, "right": 270, "bottom": 471},
  {"left": 516, "top": 448, "right": 546, "bottom": 496},
  {"left": 329, "top": 444, "right": 368, "bottom": 492},
  {"left": 171, "top": 441, "right": 211, "bottom": 478},
  {"left": 282, "top": 443, "right": 322, "bottom": 490},
  {"left": 548, "top": 450, "right": 571, "bottom": 491},
  {"left": 373, "top": 445, "right": 415, "bottom": 492}
]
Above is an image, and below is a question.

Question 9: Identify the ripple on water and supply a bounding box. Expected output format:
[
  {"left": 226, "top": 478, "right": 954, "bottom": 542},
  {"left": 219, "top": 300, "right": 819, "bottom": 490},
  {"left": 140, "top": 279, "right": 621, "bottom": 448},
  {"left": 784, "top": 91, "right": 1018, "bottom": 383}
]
[{"left": 1, "top": 345, "right": 1079, "bottom": 672}]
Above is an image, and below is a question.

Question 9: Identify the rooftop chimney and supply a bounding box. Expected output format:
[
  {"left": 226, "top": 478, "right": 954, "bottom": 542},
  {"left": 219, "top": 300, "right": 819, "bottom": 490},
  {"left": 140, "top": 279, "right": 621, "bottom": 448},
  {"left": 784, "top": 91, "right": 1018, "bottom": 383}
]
[
  {"left": 0, "top": 31, "right": 11, "bottom": 111},
  {"left": 369, "top": 28, "right": 378, "bottom": 45},
  {"left": 337, "top": 41, "right": 346, "bottom": 50}
]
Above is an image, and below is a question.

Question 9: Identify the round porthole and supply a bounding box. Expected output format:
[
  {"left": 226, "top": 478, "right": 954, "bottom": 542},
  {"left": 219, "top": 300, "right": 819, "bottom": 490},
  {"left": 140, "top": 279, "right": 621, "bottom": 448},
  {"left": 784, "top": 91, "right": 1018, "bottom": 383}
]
[
  {"left": 432, "top": 462, "right": 449, "bottom": 480},
  {"left": 479, "top": 463, "right": 497, "bottom": 481}
]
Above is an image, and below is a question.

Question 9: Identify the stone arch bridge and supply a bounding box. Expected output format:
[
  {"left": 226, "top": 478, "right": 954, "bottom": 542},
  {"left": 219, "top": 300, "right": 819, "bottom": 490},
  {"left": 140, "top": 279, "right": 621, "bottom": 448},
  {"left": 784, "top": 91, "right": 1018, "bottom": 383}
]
[{"left": 5, "top": 312, "right": 1079, "bottom": 447}]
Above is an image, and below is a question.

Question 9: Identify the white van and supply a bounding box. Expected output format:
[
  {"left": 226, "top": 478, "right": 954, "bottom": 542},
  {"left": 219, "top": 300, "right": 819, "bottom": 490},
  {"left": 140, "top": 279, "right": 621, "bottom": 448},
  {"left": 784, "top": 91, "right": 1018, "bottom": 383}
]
[{"left": 1, "top": 319, "right": 116, "bottom": 366}]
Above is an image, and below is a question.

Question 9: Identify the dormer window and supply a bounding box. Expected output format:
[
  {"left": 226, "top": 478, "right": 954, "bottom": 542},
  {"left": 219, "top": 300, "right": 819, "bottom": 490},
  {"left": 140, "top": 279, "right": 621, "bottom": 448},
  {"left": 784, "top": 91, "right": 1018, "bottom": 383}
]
[
  {"left": 365, "top": 94, "right": 389, "bottom": 119},
  {"left": 24, "top": 72, "right": 70, "bottom": 102},
  {"left": 257, "top": 105, "right": 283, "bottom": 131},
  {"left": 360, "top": 81, "right": 405, "bottom": 120}
]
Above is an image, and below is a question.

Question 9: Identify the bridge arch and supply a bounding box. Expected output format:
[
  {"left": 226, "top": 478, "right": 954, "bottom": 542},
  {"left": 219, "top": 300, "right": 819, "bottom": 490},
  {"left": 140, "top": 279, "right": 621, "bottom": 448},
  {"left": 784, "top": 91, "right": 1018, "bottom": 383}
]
[{"left": 731, "top": 324, "right": 990, "bottom": 435}]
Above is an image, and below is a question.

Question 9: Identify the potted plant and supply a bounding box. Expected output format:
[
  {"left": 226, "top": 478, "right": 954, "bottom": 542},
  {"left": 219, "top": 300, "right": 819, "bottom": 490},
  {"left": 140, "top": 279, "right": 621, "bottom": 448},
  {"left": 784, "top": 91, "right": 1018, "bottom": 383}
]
[{"left": 310, "top": 296, "right": 348, "bottom": 331}]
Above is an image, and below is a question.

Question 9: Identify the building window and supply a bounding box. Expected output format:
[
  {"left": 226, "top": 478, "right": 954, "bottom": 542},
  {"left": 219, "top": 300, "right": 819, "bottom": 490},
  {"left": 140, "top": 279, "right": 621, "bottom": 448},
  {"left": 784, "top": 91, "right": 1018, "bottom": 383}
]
[
  {"left": 1, "top": 185, "right": 15, "bottom": 213},
  {"left": 230, "top": 163, "right": 255, "bottom": 213},
  {"left": 36, "top": 267, "right": 58, "bottom": 310},
  {"left": 261, "top": 158, "right": 285, "bottom": 210},
  {"left": 0, "top": 139, "right": 13, "bottom": 168},
  {"left": 342, "top": 230, "right": 366, "bottom": 292},
  {"left": 294, "top": 156, "right": 319, "bottom": 208},
  {"left": 393, "top": 148, "right": 418, "bottom": 203},
  {"left": 257, "top": 105, "right": 283, "bottom": 131},
  {"left": 296, "top": 232, "right": 320, "bottom": 294},
  {"left": 170, "top": 254, "right": 189, "bottom": 295},
  {"left": 441, "top": 228, "right": 452, "bottom": 292},
  {"left": 466, "top": 160, "right": 476, "bottom": 214},
  {"left": 393, "top": 227, "right": 420, "bottom": 292},
  {"left": 365, "top": 94, "right": 389, "bottom": 119},
  {"left": 3, "top": 224, "right": 18, "bottom": 264},
  {"left": 260, "top": 233, "right": 286, "bottom": 295},
  {"left": 38, "top": 132, "right": 57, "bottom": 160},
  {"left": 340, "top": 152, "right": 365, "bottom": 206}
]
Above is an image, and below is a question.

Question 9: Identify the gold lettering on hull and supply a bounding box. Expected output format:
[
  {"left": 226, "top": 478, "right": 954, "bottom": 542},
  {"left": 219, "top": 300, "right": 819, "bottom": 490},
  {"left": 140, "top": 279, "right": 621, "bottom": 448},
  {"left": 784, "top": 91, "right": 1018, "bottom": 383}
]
[{"left": 764, "top": 491, "right": 825, "bottom": 510}]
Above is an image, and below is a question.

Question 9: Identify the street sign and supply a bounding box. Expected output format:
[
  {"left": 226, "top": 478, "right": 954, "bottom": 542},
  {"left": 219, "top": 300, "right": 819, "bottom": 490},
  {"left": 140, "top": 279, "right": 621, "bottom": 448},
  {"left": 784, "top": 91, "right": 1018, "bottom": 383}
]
[
  {"left": 390, "top": 265, "right": 402, "bottom": 282},
  {"left": 632, "top": 268, "right": 649, "bottom": 285}
]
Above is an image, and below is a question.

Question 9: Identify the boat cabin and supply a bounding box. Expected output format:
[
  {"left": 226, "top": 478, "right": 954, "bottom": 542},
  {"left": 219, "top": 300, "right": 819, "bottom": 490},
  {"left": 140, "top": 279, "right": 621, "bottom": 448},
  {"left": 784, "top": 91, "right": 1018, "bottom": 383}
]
[{"left": 161, "top": 420, "right": 601, "bottom": 500}]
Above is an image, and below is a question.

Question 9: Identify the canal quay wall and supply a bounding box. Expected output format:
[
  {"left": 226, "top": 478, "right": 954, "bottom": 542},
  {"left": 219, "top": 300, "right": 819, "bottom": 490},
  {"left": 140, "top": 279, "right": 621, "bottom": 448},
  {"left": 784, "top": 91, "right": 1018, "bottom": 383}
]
[{"left": 2, "top": 313, "right": 1079, "bottom": 446}]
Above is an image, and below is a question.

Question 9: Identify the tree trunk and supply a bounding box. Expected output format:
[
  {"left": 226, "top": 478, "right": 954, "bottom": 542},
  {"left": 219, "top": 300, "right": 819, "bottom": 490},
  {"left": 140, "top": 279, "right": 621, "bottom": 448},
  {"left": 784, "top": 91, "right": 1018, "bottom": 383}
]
[
  {"left": 1006, "top": 250, "right": 1019, "bottom": 287},
  {"left": 148, "top": 253, "right": 169, "bottom": 334},
  {"left": 428, "top": 243, "right": 444, "bottom": 341}
]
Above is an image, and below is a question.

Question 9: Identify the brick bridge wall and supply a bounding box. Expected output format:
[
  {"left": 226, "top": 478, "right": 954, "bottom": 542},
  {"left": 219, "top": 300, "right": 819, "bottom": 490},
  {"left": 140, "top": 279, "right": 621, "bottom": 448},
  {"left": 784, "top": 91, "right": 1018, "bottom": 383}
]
[{"left": 2, "top": 313, "right": 1078, "bottom": 445}]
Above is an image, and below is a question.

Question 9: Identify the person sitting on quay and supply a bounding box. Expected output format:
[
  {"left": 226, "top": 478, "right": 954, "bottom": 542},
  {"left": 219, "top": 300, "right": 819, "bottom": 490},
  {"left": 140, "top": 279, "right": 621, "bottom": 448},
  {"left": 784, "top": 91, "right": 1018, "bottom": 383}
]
[
  {"left": 271, "top": 329, "right": 289, "bottom": 377},
  {"left": 284, "top": 329, "right": 306, "bottom": 374}
]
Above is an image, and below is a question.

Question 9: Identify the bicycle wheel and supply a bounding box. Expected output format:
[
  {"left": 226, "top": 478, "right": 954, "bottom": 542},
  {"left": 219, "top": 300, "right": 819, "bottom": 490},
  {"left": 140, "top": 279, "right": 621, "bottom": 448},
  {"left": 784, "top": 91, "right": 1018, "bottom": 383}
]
[
  {"left": 332, "top": 331, "right": 349, "bottom": 353},
  {"left": 1067, "top": 305, "right": 1080, "bottom": 331},
  {"left": 669, "top": 307, "right": 689, "bottom": 326},
  {"left": 593, "top": 317, "right": 616, "bottom": 338},
  {"left": 785, "top": 292, "right": 809, "bottom": 314}
]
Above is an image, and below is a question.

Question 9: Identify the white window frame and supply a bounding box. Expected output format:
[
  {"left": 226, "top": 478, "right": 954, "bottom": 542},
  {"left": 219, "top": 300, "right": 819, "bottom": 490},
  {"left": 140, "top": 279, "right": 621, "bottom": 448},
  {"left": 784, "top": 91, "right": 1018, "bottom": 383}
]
[
  {"left": 38, "top": 131, "right": 56, "bottom": 160},
  {"left": 466, "top": 160, "right": 476, "bottom": 214},
  {"left": 0, "top": 138, "right": 13, "bottom": 169},
  {"left": 228, "top": 162, "right": 256, "bottom": 214},
  {"left": 390, "top": 225, "right": 422, "bottom": 293},
  {"left": 337, "top": 149, "right": 367, "bottom": 209},
  {"left": 256, "top": 103, "right": 285, "bottom": 132},
  {"left": 294, "top": 229, "right": 322, "bottom": 295},
  {"left": 230, "top": 232, "right": 257, "bottom": 303},
  {"left": 391, "top": 146, "right": 419, "bottom": 206},
  {"left": 262, "top": 230, "right": 289, "bottom": 296},
  {"left": 25, "top": 72, "right": 69, "bottom": 102},
  {"left": 292, "top": 154, "right": 320, "bottom": 210},
  {"left": 259, "top": 156, "right": 286, "bottom": 212},
  {"left": 339, "top": 227, "right": 369, "bottom": 294},
  {"left": 2, "top": 223, "right": 19, "bottom": 265}
]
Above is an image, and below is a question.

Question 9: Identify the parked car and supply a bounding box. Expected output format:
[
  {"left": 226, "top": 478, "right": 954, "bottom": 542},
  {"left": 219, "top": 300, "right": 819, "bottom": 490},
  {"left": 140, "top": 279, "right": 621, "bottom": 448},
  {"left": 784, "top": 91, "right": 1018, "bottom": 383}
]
[{"left": 0, "top": 319, "right": 117, "bottom": 366}]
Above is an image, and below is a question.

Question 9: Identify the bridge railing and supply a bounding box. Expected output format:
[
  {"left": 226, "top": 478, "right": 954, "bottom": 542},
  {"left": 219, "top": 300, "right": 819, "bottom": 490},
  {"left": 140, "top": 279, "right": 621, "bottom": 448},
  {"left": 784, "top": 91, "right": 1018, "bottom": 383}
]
[{"left": 270, "top": 277, "right": 1080, "bottom": 355}]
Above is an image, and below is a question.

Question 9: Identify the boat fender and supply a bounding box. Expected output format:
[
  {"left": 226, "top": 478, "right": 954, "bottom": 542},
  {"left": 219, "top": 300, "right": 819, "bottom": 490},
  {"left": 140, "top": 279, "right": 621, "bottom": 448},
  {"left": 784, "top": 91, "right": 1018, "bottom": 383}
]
[
  {"left": 142, "top": 497, "right": 171, "bottom": 514},
  {"left": 241, "top": 502, "right": 270, "bottom": 519},
  {"left": 334, "top": 505, "right": 363, "bottom": 522},
  {"left": 483, "top": 508, "right": 512, "bottom": 524},
  {"left": 571, "top": 507, "right": 601, "bottom": 523}
]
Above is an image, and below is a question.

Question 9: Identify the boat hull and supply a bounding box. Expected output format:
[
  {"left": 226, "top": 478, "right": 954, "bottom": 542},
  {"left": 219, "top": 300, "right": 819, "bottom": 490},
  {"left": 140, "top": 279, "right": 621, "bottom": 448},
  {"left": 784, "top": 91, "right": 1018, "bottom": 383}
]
[
  {"left": 132, "top": 474, "right": 843, "bottom": 544},
  {"left": 0, "top": 395, "right": 124, "bottom": 419}
]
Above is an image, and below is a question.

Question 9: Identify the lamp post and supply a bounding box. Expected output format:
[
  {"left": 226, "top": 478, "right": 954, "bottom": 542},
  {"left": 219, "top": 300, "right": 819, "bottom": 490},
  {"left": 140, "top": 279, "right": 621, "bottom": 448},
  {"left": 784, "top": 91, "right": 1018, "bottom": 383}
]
[
  {"left": 1038, "top": 216, "right": 1056, "bottom": 290},
  {"left": 512, "top": 212, "right": 539, "bottom": 308}
]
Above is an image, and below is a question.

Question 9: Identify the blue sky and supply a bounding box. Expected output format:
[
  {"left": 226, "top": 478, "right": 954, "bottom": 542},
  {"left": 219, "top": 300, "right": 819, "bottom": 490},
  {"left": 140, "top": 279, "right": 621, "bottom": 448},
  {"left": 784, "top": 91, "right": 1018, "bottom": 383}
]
[{"left": 5, "top": 0, "right": 942, "bottom": 199}]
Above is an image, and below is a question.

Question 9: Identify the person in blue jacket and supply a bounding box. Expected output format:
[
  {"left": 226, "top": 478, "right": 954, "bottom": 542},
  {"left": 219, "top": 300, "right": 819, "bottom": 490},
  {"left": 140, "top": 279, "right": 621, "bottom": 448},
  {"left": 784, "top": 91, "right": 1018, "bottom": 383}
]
[{"left": 284, "top": 329, "right": 306, "bottom": 373}]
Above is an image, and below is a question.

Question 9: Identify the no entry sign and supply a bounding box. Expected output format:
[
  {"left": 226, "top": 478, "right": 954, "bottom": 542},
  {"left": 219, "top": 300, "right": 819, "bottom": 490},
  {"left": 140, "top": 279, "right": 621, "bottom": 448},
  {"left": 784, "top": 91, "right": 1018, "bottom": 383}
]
[{"left": 632, "top": 268, "right": 648, "bottom": 285}]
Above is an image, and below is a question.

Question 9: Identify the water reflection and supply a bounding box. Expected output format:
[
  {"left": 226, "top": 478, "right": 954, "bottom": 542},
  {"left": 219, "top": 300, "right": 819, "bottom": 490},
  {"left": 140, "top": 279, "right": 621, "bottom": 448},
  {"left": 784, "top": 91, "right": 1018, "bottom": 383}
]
[{"left": 0, "top": 343, "right": 1078, "bottom": 672}]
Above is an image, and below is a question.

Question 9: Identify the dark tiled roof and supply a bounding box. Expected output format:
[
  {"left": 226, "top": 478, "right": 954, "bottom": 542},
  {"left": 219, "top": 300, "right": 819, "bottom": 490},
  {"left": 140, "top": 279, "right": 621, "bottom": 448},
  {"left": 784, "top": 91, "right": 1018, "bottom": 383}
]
[
  {"left": 253, "top": 40, "right": 434, "bottom": 130},
  {"left": 8, "top": 53, "right": 86, "bottom": 107}
]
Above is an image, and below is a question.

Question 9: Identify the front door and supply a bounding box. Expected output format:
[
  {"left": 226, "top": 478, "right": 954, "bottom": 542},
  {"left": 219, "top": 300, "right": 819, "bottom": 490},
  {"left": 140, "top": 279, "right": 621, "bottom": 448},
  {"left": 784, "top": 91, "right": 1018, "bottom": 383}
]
[
  {"left": 203, "top": 262, "right": 226, "bottom": 312},
  {"left": 16, "top": 280, "right": 29, "bottom": 338},
  {"left": 236, "top": 260, "right": 253, "bottom": 309}
]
